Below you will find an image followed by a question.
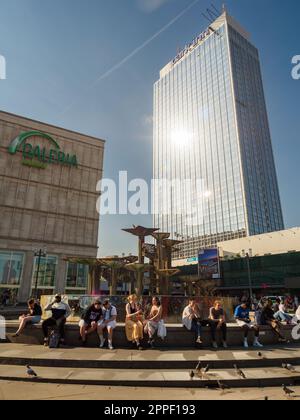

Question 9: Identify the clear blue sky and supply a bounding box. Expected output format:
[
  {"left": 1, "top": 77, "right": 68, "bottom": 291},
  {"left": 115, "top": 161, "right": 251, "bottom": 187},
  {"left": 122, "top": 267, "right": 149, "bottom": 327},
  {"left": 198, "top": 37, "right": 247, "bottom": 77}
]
[{"left": 0, "top": 0, "right": 299, "bottom": 256}]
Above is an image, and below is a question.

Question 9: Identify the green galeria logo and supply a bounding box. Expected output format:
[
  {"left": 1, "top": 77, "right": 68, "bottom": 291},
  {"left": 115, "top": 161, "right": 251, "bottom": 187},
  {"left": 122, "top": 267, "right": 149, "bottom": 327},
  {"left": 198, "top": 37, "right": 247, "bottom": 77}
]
[{"left": 8, "top": 131, "right": 78, "bottom": 169}]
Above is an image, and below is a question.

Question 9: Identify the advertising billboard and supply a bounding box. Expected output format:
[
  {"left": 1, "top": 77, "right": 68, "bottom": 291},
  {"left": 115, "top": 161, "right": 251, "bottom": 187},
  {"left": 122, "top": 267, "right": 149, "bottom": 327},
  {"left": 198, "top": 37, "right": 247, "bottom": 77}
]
[{"left": 198, "top": 248, "right": 220, "bottom": 280}]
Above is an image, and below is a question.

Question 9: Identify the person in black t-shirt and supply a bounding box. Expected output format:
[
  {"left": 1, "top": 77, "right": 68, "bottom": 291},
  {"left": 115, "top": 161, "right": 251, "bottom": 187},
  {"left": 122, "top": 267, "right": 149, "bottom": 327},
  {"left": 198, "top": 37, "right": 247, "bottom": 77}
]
[
  {"left": 13, "top": 299, "right": 42, "bottom": 337},
  {"left": 79, "top": 300, "right": 103, "bottom": 345}
]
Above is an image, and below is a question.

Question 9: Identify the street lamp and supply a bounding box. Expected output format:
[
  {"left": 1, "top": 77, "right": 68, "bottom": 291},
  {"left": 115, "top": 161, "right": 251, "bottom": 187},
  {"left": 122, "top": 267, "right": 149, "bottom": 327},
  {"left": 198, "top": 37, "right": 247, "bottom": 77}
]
[
  {"left": 241, "top": 249, "right": 253, "bottom": 303},
  {"left": 33, "top": 247, "right": 47, "bottom": 299}
]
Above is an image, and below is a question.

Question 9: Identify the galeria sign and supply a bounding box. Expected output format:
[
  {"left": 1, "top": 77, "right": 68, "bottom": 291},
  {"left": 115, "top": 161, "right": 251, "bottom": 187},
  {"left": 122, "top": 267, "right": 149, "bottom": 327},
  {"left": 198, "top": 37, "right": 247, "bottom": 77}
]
[{"left": 8, "top": 131, "right": 78, "bottom": 169}]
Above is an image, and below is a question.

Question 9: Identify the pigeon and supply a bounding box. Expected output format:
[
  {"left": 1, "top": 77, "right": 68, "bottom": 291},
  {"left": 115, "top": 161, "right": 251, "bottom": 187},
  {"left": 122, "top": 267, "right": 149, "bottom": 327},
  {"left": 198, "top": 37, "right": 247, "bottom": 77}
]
[
  {"left": 234, "top": 364, "right": 246, "bottom": 379},
  {"left": 196, "top": 362, "right": 203, "bottom": 378},
  {"left": 196, "top": 361, "right": 202, "bottom": 372},
  {"left": 204, "top": 365, "right": 210, "bottom": 374},
  {"left": 283, "top": 385, "right": 295, "bottom": 397},
  {"left": 282, "top": 363, "right": 296, "bottom": 372},
  {"left": 218, "top": 381, "right": 230, "bottom": 394},
  {"left": 189, "top": 371, "right": 195, "bottom": 379},
  {"left": 26, "top": 365, "right": 38, "bottom": 378},
  {"left": 257, "top": 352, "right": 265, "bottom": 359},
  {"left": 264, "top": 396, "right": 269, "bottom": 401}
]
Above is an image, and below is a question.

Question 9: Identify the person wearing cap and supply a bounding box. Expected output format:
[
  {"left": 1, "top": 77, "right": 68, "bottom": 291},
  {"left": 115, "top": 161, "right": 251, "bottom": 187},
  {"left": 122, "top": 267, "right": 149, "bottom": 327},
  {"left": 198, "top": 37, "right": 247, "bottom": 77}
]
[
  {"left": 42, "top": 295, "right": 71, "bottom": 346},
  {"left": 97, "top": 299, "right": 117, "bottom": 350},
  {"left": 234, "top": 300, "right": 263, "bottom": 348},
  {"left": 79, "top": 299, "right": 103, "bottom": 346}
]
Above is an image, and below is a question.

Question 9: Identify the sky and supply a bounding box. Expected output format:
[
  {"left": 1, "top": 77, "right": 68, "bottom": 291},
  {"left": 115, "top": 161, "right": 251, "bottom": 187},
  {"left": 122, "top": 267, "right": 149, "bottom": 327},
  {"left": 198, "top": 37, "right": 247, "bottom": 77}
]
[{"left": 0, "top": 0, "right": 299, "bottom": 257}]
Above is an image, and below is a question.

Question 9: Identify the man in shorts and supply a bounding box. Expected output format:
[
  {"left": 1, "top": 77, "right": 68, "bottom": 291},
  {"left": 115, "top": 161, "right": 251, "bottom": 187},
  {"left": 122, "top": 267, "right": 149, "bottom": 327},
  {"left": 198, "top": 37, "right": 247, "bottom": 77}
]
[
  {"left": 97, "top": 299, "right": 117, "bottom": 350},
  {"left": 79, "top": 299, "right": 103, "bottom": 346}
]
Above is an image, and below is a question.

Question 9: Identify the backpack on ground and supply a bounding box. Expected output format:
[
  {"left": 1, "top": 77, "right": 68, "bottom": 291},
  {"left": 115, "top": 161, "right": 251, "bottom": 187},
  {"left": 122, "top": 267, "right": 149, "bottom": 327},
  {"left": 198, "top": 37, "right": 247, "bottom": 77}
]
[{"left": 49, "top": 330, "right": 61, "bottom": 349}]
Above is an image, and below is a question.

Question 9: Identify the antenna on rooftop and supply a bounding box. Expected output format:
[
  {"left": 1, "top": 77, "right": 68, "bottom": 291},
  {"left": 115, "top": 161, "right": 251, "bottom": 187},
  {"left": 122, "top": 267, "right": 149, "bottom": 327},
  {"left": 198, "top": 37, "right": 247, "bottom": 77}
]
[
  {"left": 207, "top": 8, "right": 218, "bottom": 20},
  {"left": 201, "top": 6, "right": 221, "bottom": 37},
  {"left": 202, "top": 12, "right": 212, "bottom": 25},
  {"left": 211, "top": 3, "right": 221, "bottom": 16}
]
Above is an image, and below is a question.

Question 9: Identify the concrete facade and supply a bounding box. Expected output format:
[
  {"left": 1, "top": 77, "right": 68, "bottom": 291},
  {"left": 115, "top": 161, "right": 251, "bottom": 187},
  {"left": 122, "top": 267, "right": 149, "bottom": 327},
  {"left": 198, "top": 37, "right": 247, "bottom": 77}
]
[{"left": 0, "top": 111, "right": 105, "bottom": 301}]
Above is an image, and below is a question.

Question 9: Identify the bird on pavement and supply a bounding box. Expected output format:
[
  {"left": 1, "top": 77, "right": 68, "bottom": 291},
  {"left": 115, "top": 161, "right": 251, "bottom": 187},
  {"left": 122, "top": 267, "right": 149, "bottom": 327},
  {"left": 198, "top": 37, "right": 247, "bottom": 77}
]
[
  {"left": 26, "top": 365, "right": 38, "bottom": 378},
  {"left": 189, "top": 371, "right": 195, "bottom": 379},
  {"left": 234, "top": 364, "right": 246, "bottom": 379},
  {"left": 282, "top": 363, "right": 296, "bottom": 372},
  {"left": 204, "top": 365, "right": 210, "bottom": 374},
  {"left": 217, "top": 381, "right": 230, "bottom": 394},
  {"left": 257, "top": 352, "right": 265, "bottom": 359},
  {"left": 196, "top": 361, "right": 202, "bottom": 372},
  {"left": 283, "top": 385, "right": 295, "bottom": 398},
  {"left": 196, "top": 362, "right": 203, "bottom": 378}
]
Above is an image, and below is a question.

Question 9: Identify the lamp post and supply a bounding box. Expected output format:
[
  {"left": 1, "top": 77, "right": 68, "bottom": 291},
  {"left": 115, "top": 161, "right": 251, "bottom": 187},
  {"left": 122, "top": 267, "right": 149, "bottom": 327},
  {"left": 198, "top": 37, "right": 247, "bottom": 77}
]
[
  {"left": 242, "top": 249, "right": 253, "bottom": 303},
  {"left": 34, "top": 247, "right": 47, "bottom": 299}
]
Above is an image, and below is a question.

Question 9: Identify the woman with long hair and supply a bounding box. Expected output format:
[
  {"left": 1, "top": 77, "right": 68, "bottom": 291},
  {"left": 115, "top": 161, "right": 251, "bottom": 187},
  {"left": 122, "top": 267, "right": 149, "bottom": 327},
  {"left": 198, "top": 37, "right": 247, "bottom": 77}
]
[{"left": 125, "top": 294, "right": 144, "bottom": 350}]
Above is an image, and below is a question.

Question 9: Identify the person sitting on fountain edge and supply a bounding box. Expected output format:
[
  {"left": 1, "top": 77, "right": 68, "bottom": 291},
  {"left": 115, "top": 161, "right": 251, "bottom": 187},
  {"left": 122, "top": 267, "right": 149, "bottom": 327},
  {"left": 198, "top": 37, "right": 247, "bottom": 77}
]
[
  {"left": 208, "top": 300, "right": 228, "bottom": 349},
  {"left": 260, "top": 299, "right": 287, "bottom": 343},
  {"left": 42, "top": 295, "right": 71, "bottom": 346},
  {"left": 97, "top": 299, "right": 117, "bottom": 350},
  {"left": 234, "top": 300, "right": 263, "bottom": 348},
  {"left": 79, "top": 299, "right": 103, "bottom": 346},
  {"left": 182, "top": 298, "right": 205, "bottom": 345}
]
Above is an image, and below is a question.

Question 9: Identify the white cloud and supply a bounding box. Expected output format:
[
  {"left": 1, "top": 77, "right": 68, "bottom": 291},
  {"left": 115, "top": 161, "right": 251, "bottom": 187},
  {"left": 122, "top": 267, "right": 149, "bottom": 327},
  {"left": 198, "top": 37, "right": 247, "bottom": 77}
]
[{"left": 136, "top": 0, "right": 171, "bottom": 13}]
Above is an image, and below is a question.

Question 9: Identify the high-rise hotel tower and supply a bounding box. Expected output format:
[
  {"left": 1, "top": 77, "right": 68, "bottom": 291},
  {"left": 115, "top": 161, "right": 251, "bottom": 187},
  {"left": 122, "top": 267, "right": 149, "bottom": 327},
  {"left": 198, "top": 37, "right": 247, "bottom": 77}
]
[{"left": 153, "top": 10, "right": 284, "bottom": 259}]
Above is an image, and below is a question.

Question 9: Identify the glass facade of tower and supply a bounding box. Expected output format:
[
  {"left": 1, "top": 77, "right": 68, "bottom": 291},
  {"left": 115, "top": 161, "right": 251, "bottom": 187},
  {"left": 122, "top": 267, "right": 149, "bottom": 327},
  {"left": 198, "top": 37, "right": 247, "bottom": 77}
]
[
  {"left": 153, "top": 13, "right": 284, "bottom": 259},
  {"left": 228, "top": 26, "right": 284, "bottom": 235}
]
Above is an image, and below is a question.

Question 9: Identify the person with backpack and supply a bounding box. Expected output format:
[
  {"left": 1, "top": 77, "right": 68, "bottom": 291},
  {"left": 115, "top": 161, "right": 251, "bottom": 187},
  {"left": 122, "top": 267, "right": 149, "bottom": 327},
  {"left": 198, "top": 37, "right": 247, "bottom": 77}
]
[
  {"left": 42, "top": 295, "right": 71, "bottom": 346},
  {"left": 97, "top": 299, "right": 117, "bottom": 350},
  {"left": 79, "top": 299, "right": 103, "bottom": 346}
]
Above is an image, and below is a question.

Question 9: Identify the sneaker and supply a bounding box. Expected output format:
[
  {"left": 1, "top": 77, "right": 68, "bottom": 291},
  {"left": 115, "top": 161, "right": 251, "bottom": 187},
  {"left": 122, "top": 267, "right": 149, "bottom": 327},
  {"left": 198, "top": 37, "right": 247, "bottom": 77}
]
[
  {"left": 99, "top": 338, "right": 106, "bottom": 348},
  {"left": 212, "top": 341, "right": 218, "bottom": 349},
  {"left": 253, "top": 340, "right": 263, "bottom": 348},
  {"left": 244, "top": 339, "right": 249, "bottom": 349},
  {"left": 108, "top": 343, "right": 114, "bottom": 350},
  {"left": 196, "top": 337, "right": 203, "bottom": 345},
  {"left": 223, "top": 341, "right": 228, "bottom": 349}
]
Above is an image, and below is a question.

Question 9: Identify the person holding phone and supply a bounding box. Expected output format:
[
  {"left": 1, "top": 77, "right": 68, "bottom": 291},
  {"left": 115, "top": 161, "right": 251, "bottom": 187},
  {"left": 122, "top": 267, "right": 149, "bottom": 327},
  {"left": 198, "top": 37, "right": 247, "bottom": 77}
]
[{"left": 42, "top": 295, "right": 71, "bottom": 346}]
